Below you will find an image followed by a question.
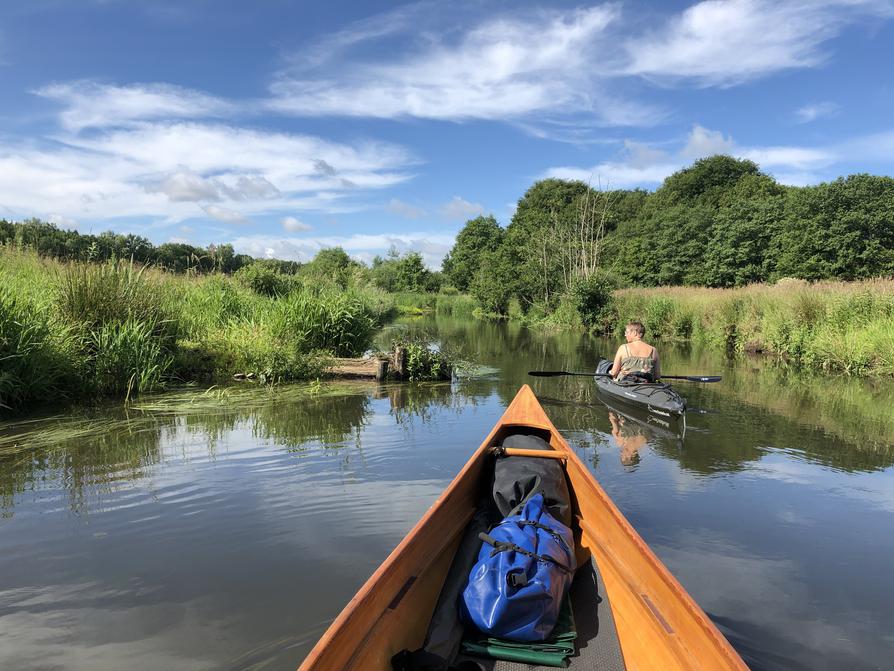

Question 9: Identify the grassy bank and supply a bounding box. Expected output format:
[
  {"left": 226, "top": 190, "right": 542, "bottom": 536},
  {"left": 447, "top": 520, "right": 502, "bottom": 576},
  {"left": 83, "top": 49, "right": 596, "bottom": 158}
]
[
  {"left": 0, "top": 248, "right": 396, "bottom": 412},
  {"left": 611, "top": 280, "right": 894, "bottom": 376},
  {"left": 391, "top": 290, "right": 479, "bottom": 317}
]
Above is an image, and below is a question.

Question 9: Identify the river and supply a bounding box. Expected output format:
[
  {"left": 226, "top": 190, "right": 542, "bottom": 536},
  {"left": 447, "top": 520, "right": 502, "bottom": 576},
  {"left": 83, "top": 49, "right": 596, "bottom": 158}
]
[{"left": 1, "top": 315, "right": 893, "bottom": 670}]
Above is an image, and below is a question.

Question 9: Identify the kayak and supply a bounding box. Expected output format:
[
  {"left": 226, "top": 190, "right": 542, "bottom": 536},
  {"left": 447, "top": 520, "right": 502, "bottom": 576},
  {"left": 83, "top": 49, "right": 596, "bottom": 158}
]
[
  {"left": 601, "top": 395, "right": 685, "bottom": 442},
  {"left": 595, "top": 360, "right": 686, "bottom": 418},
  {"left": 297, "top": 385, "right": 746, "bottom": 671}
]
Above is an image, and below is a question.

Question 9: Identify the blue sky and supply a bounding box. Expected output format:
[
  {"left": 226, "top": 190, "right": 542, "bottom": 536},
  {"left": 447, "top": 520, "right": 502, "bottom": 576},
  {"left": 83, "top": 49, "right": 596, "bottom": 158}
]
[{"left": 2, "top": 0, "right": 894, "bottom": 267}]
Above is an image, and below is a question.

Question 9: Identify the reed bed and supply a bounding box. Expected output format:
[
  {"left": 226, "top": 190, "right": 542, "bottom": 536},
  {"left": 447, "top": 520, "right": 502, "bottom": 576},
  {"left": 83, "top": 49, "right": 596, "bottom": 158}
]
[
  {"left": 613, "top": 279, "right": 894, "bottom": 375},
  {"left": 0, "top": 248, "right": 396, "bottom": 412}
]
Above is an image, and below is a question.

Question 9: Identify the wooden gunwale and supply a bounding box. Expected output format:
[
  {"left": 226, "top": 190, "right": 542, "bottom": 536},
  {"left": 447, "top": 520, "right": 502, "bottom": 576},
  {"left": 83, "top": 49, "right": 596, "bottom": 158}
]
[{"left": 297, "top": 385, "right": 747, "bottom": 671}]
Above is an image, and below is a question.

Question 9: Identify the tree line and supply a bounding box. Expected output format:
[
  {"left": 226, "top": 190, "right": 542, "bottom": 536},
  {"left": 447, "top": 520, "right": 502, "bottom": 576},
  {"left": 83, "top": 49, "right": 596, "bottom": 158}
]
[
  {"left": 0, "top": 219, "right": 440, "bottom": 293},
  {"left": 442, "top": 156, "right": 894, "bottom": 315}
]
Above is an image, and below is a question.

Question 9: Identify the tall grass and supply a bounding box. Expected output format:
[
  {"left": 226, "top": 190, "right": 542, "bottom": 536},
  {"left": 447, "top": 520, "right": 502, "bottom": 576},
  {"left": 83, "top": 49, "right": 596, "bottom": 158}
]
[
  {"left": 0, "top": 248, "right": 397, "bottom": 412},
  {"left": 434, "top": 293, "right": 478, "bottom": 317},
  {"left": 271, "top": 288, "right": 380, "bottom": 356},
  {"left": 612, "top": 279, "right": 894, "bottom": 376},
  {"left": 0, "top": 285, "right": 73, "bottom": 408}
]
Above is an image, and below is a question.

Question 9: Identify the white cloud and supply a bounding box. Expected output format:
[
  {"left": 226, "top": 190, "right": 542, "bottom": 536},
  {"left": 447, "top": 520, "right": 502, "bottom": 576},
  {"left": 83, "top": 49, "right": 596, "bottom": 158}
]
[
  {"left": 0, "top": 121, "right": 415, "bottom": 224},
  {"left": 624, "top": 0, "right": 894, "bottom": 86},
  {"left": 440, "top": 196, "right": 485, "bottom": 220},
  {"left": 202, "top": 204, "right": 250, "bottom": 225},
  {"left": 385, "top": 198, "right": 426, "bottom": 219},
  {"left": 34, "top": 81, "right": 233, "bottom": 131},
  {"left": 268, "top": 6, "right": 663, "bottom": 128},
  {"left": 281, "top": 216, "right": 311, "bottom": 232},
  {"left": 47, "top": 213, "right": 78, "bottom": 229},
  {"left": 263, "top": 1, "right": 894, "bottom": 131},
  {"left": 146, "top": 169, "right": 223, "bottom": 202},
  {"left": 544, "top": 124, "right": 841, "bottom": 188},
  {"left": 545, "top": 161, "right": 681, "bottom": 188},
  {"left": 795, "top": 101, "right": 840, "bottom": 123},
  {"left": 681, "top": 124, "right": 735, "bottom": 159},
  {"left": 740, "top": 146, "right": 835, "bottom": 171},
  {"left": 230, "top": 232, "right": 457, "bottom": 269}
]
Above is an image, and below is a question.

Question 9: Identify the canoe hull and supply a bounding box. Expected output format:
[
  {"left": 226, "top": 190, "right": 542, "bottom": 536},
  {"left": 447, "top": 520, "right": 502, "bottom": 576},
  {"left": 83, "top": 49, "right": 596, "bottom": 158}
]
[{"left": 297, "top": 386, "right": 745, "bottom": 671}]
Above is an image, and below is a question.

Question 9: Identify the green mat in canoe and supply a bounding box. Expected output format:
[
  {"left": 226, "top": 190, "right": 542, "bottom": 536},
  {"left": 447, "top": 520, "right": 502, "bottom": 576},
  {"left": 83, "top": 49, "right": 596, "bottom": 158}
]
[{"left": 461, "top": 594, "right": 577, "bottom": 668}]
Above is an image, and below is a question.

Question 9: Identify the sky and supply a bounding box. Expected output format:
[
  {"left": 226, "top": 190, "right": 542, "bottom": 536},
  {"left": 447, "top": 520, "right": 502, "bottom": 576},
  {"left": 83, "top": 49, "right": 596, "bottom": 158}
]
[{"left": 1, "top": 0, "right": 894, "bottom": 268}]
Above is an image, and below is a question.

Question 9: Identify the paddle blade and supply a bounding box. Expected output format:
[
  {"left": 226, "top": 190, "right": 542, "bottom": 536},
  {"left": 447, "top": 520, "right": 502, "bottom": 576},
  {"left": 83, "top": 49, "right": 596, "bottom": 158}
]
[
  {"left": 527, "top": 371, "right": 568, "bottom": 377},
  {"left": 684, "top": 376, "right": 722, "bottom": 383}
]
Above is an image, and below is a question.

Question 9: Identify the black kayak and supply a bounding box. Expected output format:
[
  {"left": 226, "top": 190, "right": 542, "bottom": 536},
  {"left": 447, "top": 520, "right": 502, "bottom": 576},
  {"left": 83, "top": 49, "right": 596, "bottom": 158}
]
[{"left": 594, "top": 360, "right": 686, "bottom": 418}]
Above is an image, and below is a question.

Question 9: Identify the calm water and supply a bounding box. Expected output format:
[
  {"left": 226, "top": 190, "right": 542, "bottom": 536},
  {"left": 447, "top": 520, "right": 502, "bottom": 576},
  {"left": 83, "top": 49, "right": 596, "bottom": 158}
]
[{"left": 2, "top": 316, "right": 894, "bottom": 670}]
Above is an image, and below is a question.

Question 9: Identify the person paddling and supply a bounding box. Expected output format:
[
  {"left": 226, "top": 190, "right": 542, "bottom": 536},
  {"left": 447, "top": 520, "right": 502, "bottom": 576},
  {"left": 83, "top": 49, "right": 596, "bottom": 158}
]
[{"left": 609, "top": 321, "right": 660, "bottom": 382}]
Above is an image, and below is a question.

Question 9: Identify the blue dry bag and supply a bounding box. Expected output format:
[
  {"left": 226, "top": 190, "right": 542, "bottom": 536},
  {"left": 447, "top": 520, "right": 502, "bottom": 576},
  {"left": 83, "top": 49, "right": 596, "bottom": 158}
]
[{"left": 461, "top": 493, "right": 576, "bottom": 642}]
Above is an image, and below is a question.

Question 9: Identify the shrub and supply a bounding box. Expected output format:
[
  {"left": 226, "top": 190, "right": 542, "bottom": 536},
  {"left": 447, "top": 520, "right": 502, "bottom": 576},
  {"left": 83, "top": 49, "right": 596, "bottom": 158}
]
[
  {"left": 235, "top": 262, "right": 294, "bottom": 297},
  {"left": 202, "top": 319, "right": 328, "bottom": 384},
  {"left": 571, "top": 273, "right": 617, "bottom": 332},
  {"left": 644, "top": 297, "right": 678, "bottom": 339},
  {"left": 393, "top": 337, "right": 453, "bottom": 381}
]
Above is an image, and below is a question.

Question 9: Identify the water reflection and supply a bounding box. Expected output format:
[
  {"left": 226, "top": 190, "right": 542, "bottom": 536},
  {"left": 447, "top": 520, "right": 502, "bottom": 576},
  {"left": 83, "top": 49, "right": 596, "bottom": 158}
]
[{"left": 2, "top": 316, "right": 894, "bottom": 670}]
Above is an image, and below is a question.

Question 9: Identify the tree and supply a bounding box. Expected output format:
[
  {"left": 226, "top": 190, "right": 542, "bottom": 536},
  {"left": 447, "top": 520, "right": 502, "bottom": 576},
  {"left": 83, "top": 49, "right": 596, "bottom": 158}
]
[
  {"left": 470, "top": 248, "right": 514, "bottom": 315},
  {"left": 505, "top": 179, "right": 591, "bottom": 309},
  {"left": 394, "top": 252, "right": 432, "bottom": 291},
  {"left": 661, "top": 155, "right": 761, "bottom": 204},
  {"left": 443, "top": 215, "right": 503, "bottom": 291},
  {"left": 703, "top": 173, "right": 786, "bottom": 286},
  {"left": 775, "top": 175, "right": 894, "bottom": 280},
  {"left": 302, "top": 247, "right": 359, "bottom": 287}
]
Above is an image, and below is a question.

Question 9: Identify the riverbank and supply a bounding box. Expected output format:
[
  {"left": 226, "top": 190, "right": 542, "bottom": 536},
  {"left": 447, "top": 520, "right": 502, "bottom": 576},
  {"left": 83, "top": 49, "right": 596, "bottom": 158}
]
[
  {"left": 612, "top": 279, "right": 894, "bottom": 376},
  {"left": 488, "top": 278, "right": 894, "bottom": 377},
  {"left": 0, "top": 248, "right": 399, "bottom": 412}
]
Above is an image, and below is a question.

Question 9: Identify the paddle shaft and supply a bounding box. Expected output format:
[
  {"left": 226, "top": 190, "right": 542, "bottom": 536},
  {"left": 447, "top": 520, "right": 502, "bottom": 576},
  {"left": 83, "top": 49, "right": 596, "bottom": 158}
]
[{"left": 528, "top": 370, "right": 722, "bottom": 383}]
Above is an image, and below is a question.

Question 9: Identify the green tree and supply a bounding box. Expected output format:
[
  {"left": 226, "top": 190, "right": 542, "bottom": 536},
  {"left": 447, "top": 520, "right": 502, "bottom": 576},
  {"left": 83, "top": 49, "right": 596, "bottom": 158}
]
[
  {"left": 703, "top": 173, "right": 786, "bottom": 286},
  {"left": 442, "top": 215, "right": 503, "bottom": 291},
  {"left": 775, "top": 175, "right": 894, "bottom": 280},
  {"left": 505, "top": 179, "right": 591, "bottom": 309},
  {"left": 661, "top": 155, "right": 761, "bottom": 204},
  {"left": 394, "top": 251, "right": 432, "bottom": 291},
  {"left": 470, "top": 248, "right": 514, "bottom": 315},
  {"left": 302, "top": 247, "right": 359, "bottom": 287}
]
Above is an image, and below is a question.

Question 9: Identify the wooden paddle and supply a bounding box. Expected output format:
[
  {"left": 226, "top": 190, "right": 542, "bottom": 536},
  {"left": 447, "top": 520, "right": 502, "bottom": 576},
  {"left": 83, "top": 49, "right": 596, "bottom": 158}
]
[{"left": 528, "top": 370, "right": 722, "bottom": 383}]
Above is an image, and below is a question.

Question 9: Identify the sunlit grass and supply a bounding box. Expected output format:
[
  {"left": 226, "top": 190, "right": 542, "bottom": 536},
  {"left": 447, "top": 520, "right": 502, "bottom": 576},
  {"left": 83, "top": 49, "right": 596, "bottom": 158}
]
[
  {"left": 613, "top": 279, "right": 894, "bottom": 376},
  {"left": 0, "top": 247, "right": 396, "bottom": 412}
]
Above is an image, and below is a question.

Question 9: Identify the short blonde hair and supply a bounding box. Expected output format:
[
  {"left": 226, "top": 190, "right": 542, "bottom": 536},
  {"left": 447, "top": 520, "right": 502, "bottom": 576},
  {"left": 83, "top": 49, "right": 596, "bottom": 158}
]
[{"left": 625, "top": 321, "right": 645, "bottom": 337}]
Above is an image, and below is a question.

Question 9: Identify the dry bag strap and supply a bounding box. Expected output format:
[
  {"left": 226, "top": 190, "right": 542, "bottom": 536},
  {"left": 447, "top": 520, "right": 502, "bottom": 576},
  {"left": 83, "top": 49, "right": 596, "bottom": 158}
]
[
  {"left": 514, "top": 520, "right": 572, "bottom": 553},
  {"left": 477, "top": 532, "right": 572, "bottom": 573}
]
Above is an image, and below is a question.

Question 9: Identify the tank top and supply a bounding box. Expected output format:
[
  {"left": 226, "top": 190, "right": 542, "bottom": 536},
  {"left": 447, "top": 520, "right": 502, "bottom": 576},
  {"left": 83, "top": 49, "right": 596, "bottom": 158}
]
[{"left": 619, "top": 344, "right": 656, "bottom": 378}]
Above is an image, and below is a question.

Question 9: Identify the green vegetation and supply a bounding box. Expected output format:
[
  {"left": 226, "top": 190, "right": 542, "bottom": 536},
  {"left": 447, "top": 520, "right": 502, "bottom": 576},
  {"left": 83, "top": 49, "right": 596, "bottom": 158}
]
[
  {"left": 391, "top": 335, "right": 454, "bottom": 381},
  {"left": 0, "top": 248, "right": 397, "bottom": 411},
  {"left": 610, "top": 281, "right": 894, "bottom": 376},
  {"left": 441, "top": 155, "right": 894, "bottom": 375}
]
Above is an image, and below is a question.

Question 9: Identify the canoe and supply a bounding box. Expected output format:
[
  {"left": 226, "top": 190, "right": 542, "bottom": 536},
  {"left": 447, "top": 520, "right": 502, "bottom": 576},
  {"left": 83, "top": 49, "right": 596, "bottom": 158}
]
[
  {"left": 594, "top": 361, "right": 687, "bottom": 418},
  {"left": 298, "top": 385, "right": 746, "bottom": 671}
]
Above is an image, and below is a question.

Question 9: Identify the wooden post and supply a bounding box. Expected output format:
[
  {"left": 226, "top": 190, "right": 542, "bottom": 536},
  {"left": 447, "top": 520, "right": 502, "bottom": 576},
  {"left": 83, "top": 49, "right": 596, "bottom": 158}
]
[
  {"left": 375, "top": 357, "right": 389, "bottom": 381},
  {"left": 392, "top": 346, "right": 407, "bottom": 380}
]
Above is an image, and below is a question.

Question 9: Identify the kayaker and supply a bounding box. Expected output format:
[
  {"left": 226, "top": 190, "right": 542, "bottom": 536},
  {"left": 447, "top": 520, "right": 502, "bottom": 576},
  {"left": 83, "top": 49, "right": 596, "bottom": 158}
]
[{"left": 609, "top": 321, "right": 660, "bottom": 382}]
